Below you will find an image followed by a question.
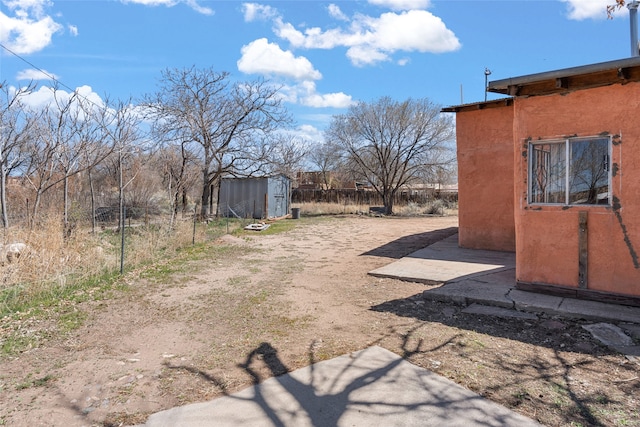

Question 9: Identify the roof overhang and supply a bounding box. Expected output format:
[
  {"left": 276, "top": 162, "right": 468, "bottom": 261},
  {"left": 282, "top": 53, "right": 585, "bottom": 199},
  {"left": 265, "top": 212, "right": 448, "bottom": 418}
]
[
  {"left": 488, "top": 56, "right": 640, "bottom": 97},
  {"left": 441, "top": 98, "right": 513, "bottom": 113}
]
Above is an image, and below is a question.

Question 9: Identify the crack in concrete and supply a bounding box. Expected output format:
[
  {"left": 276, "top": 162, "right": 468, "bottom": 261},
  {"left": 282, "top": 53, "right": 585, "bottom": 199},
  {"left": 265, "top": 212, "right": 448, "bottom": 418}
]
[{"left": 504, "top": 288, "right": 517, "bottom": 309}]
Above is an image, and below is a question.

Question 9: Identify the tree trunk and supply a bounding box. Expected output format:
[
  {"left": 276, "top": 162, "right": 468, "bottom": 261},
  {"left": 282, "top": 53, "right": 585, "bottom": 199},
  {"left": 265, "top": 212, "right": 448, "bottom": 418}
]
[
  {"left": 209, "top": 183, "right": 215, "bottom": 217},
  {"left": 383, "top": 191, "right": 394, "bottom": 215},
  {"left": 171, "top": 186, "right": 180, "bottom": 227},
  {"left": 182, "top": 189, "right": 188, "bottom": 215},
  {"left": 200, "top": 182, "right": 209, "bottom": 219},
  {"left": 31, "top": 190, "right": 42, "bottom": 229}
]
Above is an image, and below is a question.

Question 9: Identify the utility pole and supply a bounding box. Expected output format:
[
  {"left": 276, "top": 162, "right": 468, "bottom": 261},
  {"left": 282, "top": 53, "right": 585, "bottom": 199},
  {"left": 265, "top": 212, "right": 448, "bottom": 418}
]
[{"left": 629, "top": 1, "right": 640, "bottom": 56}]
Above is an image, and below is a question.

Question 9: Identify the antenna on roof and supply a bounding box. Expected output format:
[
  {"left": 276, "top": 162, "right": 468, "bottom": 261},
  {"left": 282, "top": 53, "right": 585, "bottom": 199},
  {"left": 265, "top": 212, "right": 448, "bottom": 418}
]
[
  {"left": 484, "top": 68, "right": 492, "bottom": 102},
  {"left": 629, "top": 1, "right": 640, "bottom": 56}
]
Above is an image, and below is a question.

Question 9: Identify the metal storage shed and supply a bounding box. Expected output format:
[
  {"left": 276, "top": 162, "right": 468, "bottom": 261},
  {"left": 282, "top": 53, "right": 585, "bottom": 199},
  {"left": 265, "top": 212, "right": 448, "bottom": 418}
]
[{"left": 218, "top": 175, "right": 291, "bottom": 219}]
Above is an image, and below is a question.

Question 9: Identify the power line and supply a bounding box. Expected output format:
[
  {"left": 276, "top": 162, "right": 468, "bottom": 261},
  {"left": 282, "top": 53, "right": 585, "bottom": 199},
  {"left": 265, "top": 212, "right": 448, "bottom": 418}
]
[{"left": 0, "top": 42, "right": 78, "bottom": 95}]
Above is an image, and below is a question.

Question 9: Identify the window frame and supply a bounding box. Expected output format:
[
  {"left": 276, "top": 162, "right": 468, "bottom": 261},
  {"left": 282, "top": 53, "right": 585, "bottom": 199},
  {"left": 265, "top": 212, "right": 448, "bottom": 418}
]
[{"left": 528, "top": 136, "right": 612, "bottom": 207}]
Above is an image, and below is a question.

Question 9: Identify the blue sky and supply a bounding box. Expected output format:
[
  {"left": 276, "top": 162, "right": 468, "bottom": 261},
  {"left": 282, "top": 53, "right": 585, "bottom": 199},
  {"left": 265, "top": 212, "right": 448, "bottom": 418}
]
[{"left": 0, "top": 0, "right": 636, "bottom": 142}]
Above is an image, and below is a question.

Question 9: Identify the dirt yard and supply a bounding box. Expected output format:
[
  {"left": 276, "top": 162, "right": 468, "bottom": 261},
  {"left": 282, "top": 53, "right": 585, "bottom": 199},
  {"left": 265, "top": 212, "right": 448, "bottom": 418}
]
[{"left": 0, "top": 215, "right": 638, "bottom": 427}]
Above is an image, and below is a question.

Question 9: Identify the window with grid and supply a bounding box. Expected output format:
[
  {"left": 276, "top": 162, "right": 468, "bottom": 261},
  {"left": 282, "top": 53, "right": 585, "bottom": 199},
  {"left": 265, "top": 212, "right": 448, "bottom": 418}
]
[{"left": 529, "top": 136, "right": 610, "bottom": 205}]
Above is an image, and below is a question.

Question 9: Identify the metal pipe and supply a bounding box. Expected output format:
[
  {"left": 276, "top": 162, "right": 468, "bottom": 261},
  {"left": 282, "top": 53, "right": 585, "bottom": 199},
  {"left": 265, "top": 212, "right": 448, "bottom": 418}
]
[{"left": 629, "top": 1, "right": 640, "bottom": 57}]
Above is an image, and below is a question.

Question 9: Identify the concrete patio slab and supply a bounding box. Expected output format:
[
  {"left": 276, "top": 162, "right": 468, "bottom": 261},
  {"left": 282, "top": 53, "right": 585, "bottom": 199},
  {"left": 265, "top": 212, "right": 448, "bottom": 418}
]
[
  {"left": 368, "top": 234, "right": 640, "bottom": 325},
  {"left": 137, "top": 346, "right": 541, "bottom": 427},
  {"left": 369, "top": 235, "right": 515, "bottom": 285}
]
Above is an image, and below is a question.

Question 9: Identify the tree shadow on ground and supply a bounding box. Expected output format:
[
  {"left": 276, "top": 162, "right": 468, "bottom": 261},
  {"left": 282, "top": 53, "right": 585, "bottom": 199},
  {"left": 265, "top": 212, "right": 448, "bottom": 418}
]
[
  {"left": 162, "top": 337, "right": 539, "bottom": 427},
  {"left": 370, "top": 296, "right": 640, "bottom": 427},
  {"left": 360, "top": 227, "right": 458, "bottom": 259}
]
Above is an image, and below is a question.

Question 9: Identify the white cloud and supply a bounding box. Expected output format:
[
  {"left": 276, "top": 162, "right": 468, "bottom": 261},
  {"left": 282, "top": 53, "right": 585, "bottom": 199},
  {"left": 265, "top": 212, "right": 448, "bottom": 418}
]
[
  {"left": 273, "top": 10, "right": 460, "bottom": 66},
  {"left": 19, "top": 85, "right": 56, "bottom": 109},
  {"left": 19, "top": 85, "right": 107, "bottom": 123},
  {"left": 120, "top": 0, "right": 213, "bottom": 15},
  {"left": 184, "top": 0, "right": 213, "bottom": 15},
  {"left": 302, "top": 90, "right": 354, "bottom": 108},
  {"left": 16, "top": 68, "right": 58, "bottom": 80},
  {"left": 238, "top": 38, "right": 322, "bottom": 81},
  {"left": 121, "top": 0, "right": 177, "bottom": 7},
  {"left": 278, "top": 81, "right": 354, "bottom": 109},
  {"left": 368, "top": 0, "right": 431, "bottom": 11},
  {"left": 346, "top": 45, "right": 389, "bottom": 66},
  {"left": 242, "top": 2, "right": 278, "bottom": 22},
  {"left": 4, "top": 0, "right": 51, "bottom": 17},
  {"left": 0, "top": 0, "right": 63, "bottom": 54},
  {"left": 68, "top": 24, "right": 78, "bottom": 36},
  {"left": 328, "top": 4, "right": 348, "bottom": 21},
  {"left": 75, "top": 84, "right": 105, "bottom": 108},
  {"left": 562, "top": 0, "right": 613, "bottom": 20},
  {"left": 287, "top": 124, "right": 324, "bottom": 143}
]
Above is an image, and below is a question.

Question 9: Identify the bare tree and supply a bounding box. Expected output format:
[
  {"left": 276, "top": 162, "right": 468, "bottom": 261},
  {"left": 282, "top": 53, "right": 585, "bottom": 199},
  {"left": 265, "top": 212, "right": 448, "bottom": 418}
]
[
  {"left": 607, "top": 0, "right": 626, "bottom": 18},
  {"left": 153, "top": 143, "right": 199, "bottom": 226},
  {"left": 23, "top": 86, "right": 75, "bottom": 226},
  {"left": 143, "top": 67, "right": 291, "bottom": 218},
  {"left": 325, "top": 96, "right": 455, "bottom": 215},
  {"left": 308, "top": 140, "right": 345, "bottom": 189},
  {"left": 21, "top": 86, "right": 113, "bottom": 232},
  {"left": 97, "top": 99, "right": 146, "bottom": 232},
  {"left": 262, "top": 134, "right": 311, "bottom": 178},
  {"left": 0, "top": 82, "right": 38, "bottom": 228}
]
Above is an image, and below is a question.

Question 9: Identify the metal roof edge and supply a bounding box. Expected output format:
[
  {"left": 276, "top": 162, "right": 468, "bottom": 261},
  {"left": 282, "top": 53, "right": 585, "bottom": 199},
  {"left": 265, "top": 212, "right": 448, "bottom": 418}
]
[
  {"left": 488, "top": 56, "right": 640, "bottom": 93},
  {"left": 441, "top": 97, "right": 513, "bottom": 113}
]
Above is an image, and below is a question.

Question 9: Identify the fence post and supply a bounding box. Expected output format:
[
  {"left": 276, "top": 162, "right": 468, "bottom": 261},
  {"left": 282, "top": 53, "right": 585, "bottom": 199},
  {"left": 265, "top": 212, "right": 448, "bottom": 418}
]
[
  {"left": 120, "top": 205, "right": 126, "bottom": 275},
  {"left": 192, "top": 203, "right": 198, "bottom": 246}
]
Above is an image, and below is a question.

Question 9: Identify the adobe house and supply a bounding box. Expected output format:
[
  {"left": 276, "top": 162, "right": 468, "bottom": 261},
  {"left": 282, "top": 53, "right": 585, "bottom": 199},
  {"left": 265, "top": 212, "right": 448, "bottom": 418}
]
[{"left": 443, "top": 56, "right": 640, "bottom": 306}]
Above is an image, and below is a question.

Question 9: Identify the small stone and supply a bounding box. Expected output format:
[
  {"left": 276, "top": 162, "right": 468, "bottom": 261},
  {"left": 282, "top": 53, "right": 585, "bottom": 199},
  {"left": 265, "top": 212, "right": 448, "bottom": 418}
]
[
  {"left": 625, "top": 355, "right": 640, "bottom": 364},
  {"left": 540, "top": 320, "right": 565, "bottom": 330},
  {"left": 583, "top": 323, "right": 633, "bottom": 347}
]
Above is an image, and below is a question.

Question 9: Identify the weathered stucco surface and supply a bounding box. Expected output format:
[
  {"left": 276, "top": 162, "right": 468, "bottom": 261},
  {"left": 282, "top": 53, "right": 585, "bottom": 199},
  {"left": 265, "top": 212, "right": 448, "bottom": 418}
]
[
  {"left": 453, "top": 79, "right": 640, "bottom": 298},
  {"left": 455, "top": 106, "right": 516, "bottom": 252},
  {"left": 514, "top": 82, "right": 640, "bottom": 296}
]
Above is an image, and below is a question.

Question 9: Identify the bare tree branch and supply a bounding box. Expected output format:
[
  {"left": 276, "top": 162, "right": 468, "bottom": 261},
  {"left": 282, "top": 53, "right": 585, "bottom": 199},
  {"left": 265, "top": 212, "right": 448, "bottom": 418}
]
[{"left": 325, "top": 97, "right": 455, "bottom": 215}]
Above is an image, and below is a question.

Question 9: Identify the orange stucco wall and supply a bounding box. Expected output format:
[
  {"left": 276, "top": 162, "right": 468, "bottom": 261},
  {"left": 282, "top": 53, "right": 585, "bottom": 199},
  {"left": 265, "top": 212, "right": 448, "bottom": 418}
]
[
  {"left": 455, "top": 106, "right": 516, "bottom": 252},
  {"left": 514, "top": 82, "right": 640, "bottom": 297}
]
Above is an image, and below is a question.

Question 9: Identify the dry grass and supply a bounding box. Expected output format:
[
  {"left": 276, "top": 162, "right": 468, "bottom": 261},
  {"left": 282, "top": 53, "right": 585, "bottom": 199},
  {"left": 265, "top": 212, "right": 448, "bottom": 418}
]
[
  {"left": 295, "top": 200, "right": 458, "bottom": 217},
  {"left": 0, "top": 215, "right": 240, "bottom": 356},
  {"left": 0, "top": 216, "right": 231, "bottom": 314},
  {"left": 0, "top": 199, "right": 456, "bottom": 299}
]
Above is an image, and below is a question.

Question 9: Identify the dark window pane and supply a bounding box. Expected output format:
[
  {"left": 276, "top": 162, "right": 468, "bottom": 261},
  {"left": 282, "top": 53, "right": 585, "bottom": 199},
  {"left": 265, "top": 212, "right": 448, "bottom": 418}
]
[
  {"left": 568, "top": 138, "right": 609, "bottom": 205},
  {"left": 530, "top": 143, "right": 566, "bottom": 203}
]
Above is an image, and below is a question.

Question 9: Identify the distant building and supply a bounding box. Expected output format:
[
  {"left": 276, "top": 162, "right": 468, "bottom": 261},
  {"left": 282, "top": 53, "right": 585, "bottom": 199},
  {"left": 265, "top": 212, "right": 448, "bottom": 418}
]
[{"left": 218, "top": 175, "right": 291, "bottom": 219}]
